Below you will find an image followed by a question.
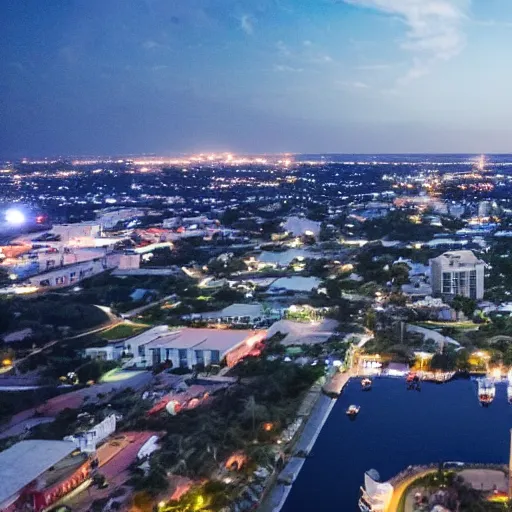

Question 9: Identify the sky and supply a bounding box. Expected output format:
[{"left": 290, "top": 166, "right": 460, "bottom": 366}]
[{"left": 1, "top": 0, "right": 512, "bottom": 157}]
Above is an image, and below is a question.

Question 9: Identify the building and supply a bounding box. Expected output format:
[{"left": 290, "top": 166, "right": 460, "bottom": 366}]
[
  {"left": 187, "top": 303, "right": 280, "bottom": 325},
  {"left": 282, "top": 216, "right": 321, "bottom": 238},
  {"left": 142, "top": 328, "right": 266, "bottom": 369},
  {"left": 96, "top": 207, "right": 146, "bottom": 230},
  {"left": 430, "top": 250, "right": 485, "bottom": 300},
  {"left": 23, "top": 258, "right": 108, "bottom": 289},
  {"left": 0, "top": 440, "right": 90, "bottom": 512}
]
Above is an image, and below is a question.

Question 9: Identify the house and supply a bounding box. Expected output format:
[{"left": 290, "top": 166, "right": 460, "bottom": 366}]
[
  {"left": 187, "top": 303, "right": 280, "bottom": 325},
  {"left": 143, "top": 328, "right": 267, "bottom": 369},
  {"left": 283, "top": 216, "right": 321, "bottom": 238},
  {"left": 268, "top": 276, "right": 321, "bottom": 293}
]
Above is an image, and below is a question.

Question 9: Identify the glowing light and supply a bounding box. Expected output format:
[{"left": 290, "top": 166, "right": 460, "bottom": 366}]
[{"left": 5, "top": 209, "right": 25, "bottom": 225}]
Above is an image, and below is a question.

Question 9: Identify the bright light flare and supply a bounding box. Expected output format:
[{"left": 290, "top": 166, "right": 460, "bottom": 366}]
[{"left": 5, "top": 209, "right": 25, "bottom": 225}]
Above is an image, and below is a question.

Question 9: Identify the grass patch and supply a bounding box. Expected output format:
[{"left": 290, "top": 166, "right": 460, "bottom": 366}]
[
  {"left": 415, "top": 321, "right": 477, "bottom": 330},
  {"left": 101, "top": 323, "right": 148, "bottom": 340}
]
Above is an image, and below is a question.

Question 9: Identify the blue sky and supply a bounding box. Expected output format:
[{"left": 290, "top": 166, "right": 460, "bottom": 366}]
[{"left": 1, "top": 0, "right": 512, "bottom": 156}]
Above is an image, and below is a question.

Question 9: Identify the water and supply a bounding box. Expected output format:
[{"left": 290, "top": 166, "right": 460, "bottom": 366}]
[{"left": 282, "top": 377, "right": 512, "bottom": 512}]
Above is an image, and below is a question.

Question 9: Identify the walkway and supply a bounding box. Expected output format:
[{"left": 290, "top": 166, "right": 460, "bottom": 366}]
[{"left": 386, "top": 467, "right": 437, "bottom": 512}]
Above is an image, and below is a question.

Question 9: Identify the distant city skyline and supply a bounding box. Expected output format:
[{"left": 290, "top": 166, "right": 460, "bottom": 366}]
[{"left": 2, "top": 0, "right": 512, "bottom": 157}]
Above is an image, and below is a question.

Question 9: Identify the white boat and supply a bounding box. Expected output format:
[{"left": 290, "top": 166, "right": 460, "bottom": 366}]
[
  {"left": 478, "top": 378, "right": 495, "bottom": 406},
  {"left": 347, "top": 405, "right": 360, "bottom": 416},
  {"left": 361, "top": 378, "right": 372, "bottom": 391},
  {"left": 507, "top": 385, "right": 512, "bottom": 404}
]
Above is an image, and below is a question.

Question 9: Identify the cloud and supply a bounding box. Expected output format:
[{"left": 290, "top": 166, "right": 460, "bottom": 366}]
[
  {"left": 357, "top": 63, "right": 394, "bottom": 70},
  {"left": 303, "top": 40, "right": 313, "bottom": 46},
  {"left": 274, "top": 64, "right": 304, "bottom": 72},
  {"left": 341, "top": 0, "right": 469, "bottom": 82},
  {"left": 142, "top": 40, "right": 160, "bottom": 50},
  {"left": 241, "top": 15, "right": 254, "bottom": 35},
  {"left": 276, "top": 40, "right": 291, "bottom": 57},
  {"left": 340, "top": 80, "right": 370, "bottom": 89}
]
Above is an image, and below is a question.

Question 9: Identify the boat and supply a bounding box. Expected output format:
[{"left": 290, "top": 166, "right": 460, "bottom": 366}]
[
  {"left": 346, "top": 405, "right": 360, "bottom": 417},
  {"left": 361, "top": 378, "right": 372, "bottom": 391},
  {"left": 406, "top": 372, "right": 419, "bottom": 383},
  {"left": 508, "top": 384, "right": 512, "bottom": 404},
  {"left": 478, "top": 378, "right": 495, "bottom": 406}
]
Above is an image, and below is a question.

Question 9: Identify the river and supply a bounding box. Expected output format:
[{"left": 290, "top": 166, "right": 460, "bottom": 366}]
[{"left": 281, "top": 377, "right": 512, "bottom": 512}]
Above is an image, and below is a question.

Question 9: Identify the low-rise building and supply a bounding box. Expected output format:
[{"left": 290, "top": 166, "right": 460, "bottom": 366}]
[
  {"left": 187, "top": 303, "right": 281, "bottom": 325},
  {"left": 23, "top": 258, "right": 108, "bottom": 289},
  {"left": 0, "top": 440, "right": 90, "bottom": 512},
  {"left": 143, "top": 328, "right": 266, "bottom": 369}
]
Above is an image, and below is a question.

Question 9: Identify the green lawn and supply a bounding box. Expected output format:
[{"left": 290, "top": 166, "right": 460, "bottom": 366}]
[
  {"left": 415, "top": 321, "right": 478, "bottom": 330},
  {"left": 101, "top": 323, "right": 148, "bottom": 340}
]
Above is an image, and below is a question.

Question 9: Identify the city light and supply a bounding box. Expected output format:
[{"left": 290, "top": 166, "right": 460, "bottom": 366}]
[{"left": 5, "top": 208, "right": 25, "bottom": 225}]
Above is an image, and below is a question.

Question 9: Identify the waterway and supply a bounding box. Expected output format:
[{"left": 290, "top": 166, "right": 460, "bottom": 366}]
[{"left": 281, "top": 377, "right": 512, "bottom": 512}]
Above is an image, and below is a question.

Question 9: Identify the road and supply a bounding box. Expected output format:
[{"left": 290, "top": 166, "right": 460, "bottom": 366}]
[{"left": 10, "top": 305, "right": 121, "bottom": 372}]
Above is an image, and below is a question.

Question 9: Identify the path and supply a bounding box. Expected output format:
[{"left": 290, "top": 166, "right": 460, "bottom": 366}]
[{"left": 121, "top": 295, "right": 178, "bottom": 319}]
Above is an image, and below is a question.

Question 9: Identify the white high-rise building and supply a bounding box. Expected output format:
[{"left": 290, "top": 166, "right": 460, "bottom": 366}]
[{"left": 430, "top": 250, "right": 485, "bottom": 300}]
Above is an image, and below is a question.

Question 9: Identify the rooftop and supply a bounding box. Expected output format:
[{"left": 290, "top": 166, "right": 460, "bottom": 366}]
[
  {"left": 145, "top": 328, "right": 266, "bottom": 353},
  {"left": 432, "top": 250, "right": 484, "bottom": 267},
  {"left": 0, "top": 440, "right": 77, "bottom": 505}
]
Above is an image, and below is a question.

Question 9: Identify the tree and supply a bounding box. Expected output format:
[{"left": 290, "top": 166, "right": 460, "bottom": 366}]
[
  {"left": 389, "top": 264, "right": 410, "bottom": 286},
  {"left": 221, "top": 209, "right": 241, "bottom": 227},
  {"left": 430, "top": 351, "right": 457, "bottom": 371},
  {"left": 452, "top": 296, "right": 476, "bottom": 320},
  {"left": 364, "top": 309, "right": 377, "bottom": 331},
  {"left": 0, "top": 268, "right": 10, "bottom": 288}
]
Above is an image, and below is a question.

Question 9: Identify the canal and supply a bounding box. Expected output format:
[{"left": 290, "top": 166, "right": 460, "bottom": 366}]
[{"left": 282, "top": 377, "right": 512, "bottom": 512}]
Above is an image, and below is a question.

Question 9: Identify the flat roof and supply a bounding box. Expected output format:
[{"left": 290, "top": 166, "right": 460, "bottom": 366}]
[
  {"left": 145, "top": 328, "right": 266, "bottom": 353},
  {"left": 0, "top": 440, "right": 77, "bottom": 505}
]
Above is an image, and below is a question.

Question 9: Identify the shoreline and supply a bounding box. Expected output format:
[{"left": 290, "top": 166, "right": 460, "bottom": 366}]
[{"left": 259, "top": 371, "right": 352, "bottom": 512}]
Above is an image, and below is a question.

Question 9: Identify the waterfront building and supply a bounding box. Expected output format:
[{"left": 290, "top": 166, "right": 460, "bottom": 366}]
[
  {"left": 358, "top": 469, "right": 393, "bottom": 512},
  {"left": 429, "top": 250, "right": 485, "bottom": 300}
]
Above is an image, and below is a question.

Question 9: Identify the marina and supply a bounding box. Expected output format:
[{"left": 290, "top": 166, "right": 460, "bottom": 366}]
[{"left": 280, "top": 377, "right": 512, "bottom": 512}]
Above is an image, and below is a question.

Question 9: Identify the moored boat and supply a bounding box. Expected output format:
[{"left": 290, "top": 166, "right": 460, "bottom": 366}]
[
  {"left": 478, "top": 378, "right": 495, "bottom": 406},
  {"left": 346, "top": 405, "right": 360, "bottom": 417},
  {"left": 361, "top": 378, "right": 372, "bottom": 391},
  {"left": 507, "top": 384, "right": 512, "bottom": 404}
]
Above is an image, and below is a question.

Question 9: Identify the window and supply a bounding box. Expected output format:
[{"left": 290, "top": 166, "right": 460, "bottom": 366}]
[
  {"left": 210, "top": 350, "right": 220, "bottom": 364},
  {"left": 469, "top": 270, "right": 477, "bottom": 299},
  {"left": 138, "top": 345, "right": 145, "bottom": 357},
  {"left": 179, "top": 349, "right": 188, "bottom": 368},
  {"left": 442, "top": 272, "right": 451, "bottom": 294},
  {"left": 55, "top": 276, "right": 66, "bottom": 285},
  {"left": 195, "top": 350, "right": 204, "bottom": 365}
]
